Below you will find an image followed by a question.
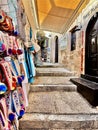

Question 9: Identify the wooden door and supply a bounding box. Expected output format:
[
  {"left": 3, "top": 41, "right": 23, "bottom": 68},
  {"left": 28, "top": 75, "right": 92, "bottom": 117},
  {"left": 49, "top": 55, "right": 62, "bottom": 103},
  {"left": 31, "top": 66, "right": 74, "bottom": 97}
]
[{"left": 85, "top": 13, "right": 98, "bottom": 76}]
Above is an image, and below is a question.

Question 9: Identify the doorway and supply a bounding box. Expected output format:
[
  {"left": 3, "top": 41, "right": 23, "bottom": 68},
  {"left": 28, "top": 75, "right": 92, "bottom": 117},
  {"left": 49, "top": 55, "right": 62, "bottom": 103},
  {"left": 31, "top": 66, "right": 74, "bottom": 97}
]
[
  {"left": 85, "top": 12, "right": 98, "bottom": 76},
  {"left": 55, "top": 36, "right": 58, "bottom": 63}
]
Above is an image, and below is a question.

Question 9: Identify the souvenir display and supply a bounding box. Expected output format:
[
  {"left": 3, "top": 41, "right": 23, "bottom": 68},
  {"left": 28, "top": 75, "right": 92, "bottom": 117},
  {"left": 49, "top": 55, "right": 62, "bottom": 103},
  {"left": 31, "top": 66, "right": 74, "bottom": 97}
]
[
  {"left": 0, "top": 9, "right": 35, "bottom": 130},
  {"left": 0, "top": 10, "right": 14, "bottom": 33}
]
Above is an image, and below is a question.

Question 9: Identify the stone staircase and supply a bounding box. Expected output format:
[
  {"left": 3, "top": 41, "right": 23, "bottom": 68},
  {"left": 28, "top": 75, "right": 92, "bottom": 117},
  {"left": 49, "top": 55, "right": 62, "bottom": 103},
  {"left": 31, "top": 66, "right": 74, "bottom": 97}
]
[
  {"left": 19, "top": 65, "right": 98, "bottom": 130},
  {"left": 36, "top": 67, "right": 76, "bottom": 76}
]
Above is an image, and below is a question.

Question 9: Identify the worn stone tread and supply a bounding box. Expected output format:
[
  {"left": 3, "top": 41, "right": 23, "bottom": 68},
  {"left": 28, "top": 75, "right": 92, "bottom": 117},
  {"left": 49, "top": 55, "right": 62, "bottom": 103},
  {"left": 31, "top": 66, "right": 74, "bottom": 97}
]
[
  {"left": 31, "top": 76, "right": 77, "bottom": 92},
  {"left": 19, "top": 113, "right": 98, "bottom": 129},
  {"left": 36, "top": 68, "right": 76, "bottom": 76},
  {"left": 30, "top": 84, "right": 76, "bottom": 92},
  {"left": 26, "top": 91, "right": 98, "bottom": 114},
  {"left": 32, "top": 77, "right": 76, "bottom": 85}
]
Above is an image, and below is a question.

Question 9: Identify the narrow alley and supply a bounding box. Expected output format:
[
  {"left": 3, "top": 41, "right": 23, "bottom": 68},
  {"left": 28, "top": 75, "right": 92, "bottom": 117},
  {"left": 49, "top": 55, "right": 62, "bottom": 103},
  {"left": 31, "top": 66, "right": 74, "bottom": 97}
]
[{"left": 0, "top": 0, "right": 98, "bottom": 130}]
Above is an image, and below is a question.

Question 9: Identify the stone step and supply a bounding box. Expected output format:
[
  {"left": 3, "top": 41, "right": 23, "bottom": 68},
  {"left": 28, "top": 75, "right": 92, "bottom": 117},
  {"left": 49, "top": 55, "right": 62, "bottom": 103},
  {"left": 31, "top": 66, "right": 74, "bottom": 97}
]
[
  {"left": 19, "top": 113, "right": 98, "bottom": 130},
  {"left": 24, "top": 91, "right": 98, "bottom": 114},
  {"left": 30, "top": 84, "right": 77, "bottom": 92},
  {"left": 37, "top": 63, "right": 64, "bottom": 68},
  {"left": 19, "top": 91, "right": 98, "bottom": 129},
  {"left": 36, "top": 68, "right": 76, "bottom": 76},
  {"left": 33, "top": 76, "right": 76, "bottom": 85},
  {"left": 31, "top": 77, "right": 77, "bottom": 92}
]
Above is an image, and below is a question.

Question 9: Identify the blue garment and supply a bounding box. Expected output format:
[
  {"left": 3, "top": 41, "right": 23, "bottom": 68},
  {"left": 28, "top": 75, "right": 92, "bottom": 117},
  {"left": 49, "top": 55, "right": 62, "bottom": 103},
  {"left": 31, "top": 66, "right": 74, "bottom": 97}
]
[
  {"left": 29, "top": 45, "right": 35, "bottom": 52},
  {"left": 24, "top": 46, "right": 35, "bottom": 83},
  {"left": 30, "top": 27, "right": 32, "bottom": 40}
]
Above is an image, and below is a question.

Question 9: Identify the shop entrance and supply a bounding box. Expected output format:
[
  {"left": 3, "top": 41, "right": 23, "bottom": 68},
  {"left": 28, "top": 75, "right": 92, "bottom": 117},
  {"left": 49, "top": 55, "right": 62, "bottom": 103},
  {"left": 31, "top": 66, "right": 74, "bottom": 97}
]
[{"left": 85, "top": 12, "right": 98, "bottom": 76}]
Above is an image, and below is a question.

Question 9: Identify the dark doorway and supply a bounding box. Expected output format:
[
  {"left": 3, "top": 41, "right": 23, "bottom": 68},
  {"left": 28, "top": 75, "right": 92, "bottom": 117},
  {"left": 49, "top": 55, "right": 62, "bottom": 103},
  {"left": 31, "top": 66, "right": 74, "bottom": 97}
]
[
  {"left": 85, "top": 12, "right": 98, "bottom": 76},
  {"left": 55, "top": 36, "right": 58, "bottom": 63}
]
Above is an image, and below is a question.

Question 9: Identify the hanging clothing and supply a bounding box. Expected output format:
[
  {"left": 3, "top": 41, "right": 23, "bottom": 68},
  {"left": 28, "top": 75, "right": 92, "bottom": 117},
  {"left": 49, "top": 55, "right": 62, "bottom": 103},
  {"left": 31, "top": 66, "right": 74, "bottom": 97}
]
[{"left": 24, "top": 46, "right": 35, "bottom": 83}]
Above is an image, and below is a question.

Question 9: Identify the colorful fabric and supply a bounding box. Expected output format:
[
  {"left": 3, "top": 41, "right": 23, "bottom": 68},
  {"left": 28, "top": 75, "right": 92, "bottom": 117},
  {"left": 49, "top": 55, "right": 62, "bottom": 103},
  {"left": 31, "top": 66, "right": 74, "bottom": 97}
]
[
  {"left": 0, "top": 60, "right": 17, "bottom": 90},
  {"left": 5, "top": 92, "right": 15, "bottom": 122},
  {"left": 0, "top": 98, "right": 10, "bottom": 129},
  {"left": 0, "top": 110, "right": 9, "bottom": 130},
  {"left": 18, "top": 53, "right": 29, "bottom": 107},
  {"left": 17, "top": 86, "right": 26, "bottom": 109},
  {"left": 12, "top": 90, "right": 25, "bottom": 118}
]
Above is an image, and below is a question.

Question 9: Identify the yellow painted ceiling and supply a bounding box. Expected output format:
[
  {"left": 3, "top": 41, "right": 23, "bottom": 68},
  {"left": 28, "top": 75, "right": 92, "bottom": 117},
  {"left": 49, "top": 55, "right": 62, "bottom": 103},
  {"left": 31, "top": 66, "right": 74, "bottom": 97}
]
[
  {"left": 22, "top": 0, "right": 90, "bottom": 34},
  {"left": 35, "top": 0, "right": 90, "bottom": 33}
]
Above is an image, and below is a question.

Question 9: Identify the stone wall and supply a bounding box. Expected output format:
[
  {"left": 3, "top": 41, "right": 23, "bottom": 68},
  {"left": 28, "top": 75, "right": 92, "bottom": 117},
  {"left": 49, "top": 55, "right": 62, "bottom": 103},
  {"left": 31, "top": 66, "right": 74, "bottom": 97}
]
[
  {"left": 60, "top": 0, "right": 98, "bottom": 76},
  {"left": 61, "top": 49, "right": 81, "bottom": 76}
]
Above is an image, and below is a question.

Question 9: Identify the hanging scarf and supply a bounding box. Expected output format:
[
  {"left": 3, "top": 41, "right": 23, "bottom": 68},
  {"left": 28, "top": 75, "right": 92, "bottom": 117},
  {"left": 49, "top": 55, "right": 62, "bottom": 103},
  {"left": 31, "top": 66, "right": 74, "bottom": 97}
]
[{"left": 24, "top": 46, "right": 35, "bottom": 83}]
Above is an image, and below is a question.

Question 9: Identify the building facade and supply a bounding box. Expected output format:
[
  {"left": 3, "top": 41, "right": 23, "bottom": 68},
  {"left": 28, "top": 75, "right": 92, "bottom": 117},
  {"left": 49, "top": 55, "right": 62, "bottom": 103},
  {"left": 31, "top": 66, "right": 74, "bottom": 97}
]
[{"left": 60, "top": 0, "right": 98, "bottom": 76}]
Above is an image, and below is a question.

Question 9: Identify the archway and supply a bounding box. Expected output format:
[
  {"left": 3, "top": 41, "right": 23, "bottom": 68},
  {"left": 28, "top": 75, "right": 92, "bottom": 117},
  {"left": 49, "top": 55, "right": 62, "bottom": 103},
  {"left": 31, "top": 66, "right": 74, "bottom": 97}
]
[{"left": 85, "top": 12, "right": 98, "bottom": 76}]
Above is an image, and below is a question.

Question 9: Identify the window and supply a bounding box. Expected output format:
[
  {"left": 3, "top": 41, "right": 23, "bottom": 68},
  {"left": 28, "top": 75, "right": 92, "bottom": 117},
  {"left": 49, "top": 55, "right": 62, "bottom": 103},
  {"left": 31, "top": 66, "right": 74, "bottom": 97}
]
[{"left": 71, "top": 30, "right": 76, "bottom": 51}]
